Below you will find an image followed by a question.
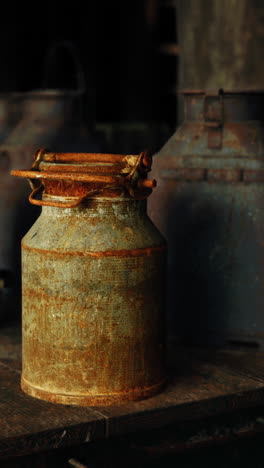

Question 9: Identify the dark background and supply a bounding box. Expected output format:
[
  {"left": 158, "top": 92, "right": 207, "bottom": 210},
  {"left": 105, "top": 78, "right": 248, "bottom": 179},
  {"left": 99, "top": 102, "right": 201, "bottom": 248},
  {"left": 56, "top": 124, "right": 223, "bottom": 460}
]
[
  {"left": 2, "top": 0, "right": 264, "bottom": 154},
  {"left": 2, "top": 0, "right": 263, "bottom": 152}
]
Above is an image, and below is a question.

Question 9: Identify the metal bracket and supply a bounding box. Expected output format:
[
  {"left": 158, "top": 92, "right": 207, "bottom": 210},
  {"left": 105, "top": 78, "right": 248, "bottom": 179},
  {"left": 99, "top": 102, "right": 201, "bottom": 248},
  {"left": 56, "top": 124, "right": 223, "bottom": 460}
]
[{"left": 204, "top": 92, "right": 224, "bottom": 149}]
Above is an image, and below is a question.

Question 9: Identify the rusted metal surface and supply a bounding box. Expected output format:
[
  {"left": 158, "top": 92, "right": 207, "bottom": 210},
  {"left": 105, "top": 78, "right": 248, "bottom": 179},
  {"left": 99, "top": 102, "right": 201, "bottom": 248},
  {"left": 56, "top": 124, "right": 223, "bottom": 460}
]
[
  {"left": 11, "top": 149, "right": 157, "bottom": 205},
  {"left": 12, "top": 150, "right": 166, "bottom": 406},
  {"left": 148, "top": 89, "right": 264, "bottom": 346}
]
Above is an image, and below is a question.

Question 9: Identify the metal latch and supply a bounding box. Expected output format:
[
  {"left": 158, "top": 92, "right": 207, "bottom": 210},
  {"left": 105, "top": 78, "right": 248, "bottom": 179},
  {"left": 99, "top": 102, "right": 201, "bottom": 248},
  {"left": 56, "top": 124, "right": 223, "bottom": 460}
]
[{"left": 204, "top": 91, "right": 224, "bottom": 149}]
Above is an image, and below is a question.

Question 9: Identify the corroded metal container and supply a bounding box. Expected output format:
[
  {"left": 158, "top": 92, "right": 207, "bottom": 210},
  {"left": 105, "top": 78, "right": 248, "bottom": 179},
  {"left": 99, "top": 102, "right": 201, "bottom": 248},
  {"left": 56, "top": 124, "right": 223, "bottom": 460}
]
[
  {"left": 0, "top": 43, "right": 99, "bottom": 322},
  {"left": 0, "top": 93, "right": 32, "bottom": 321},
  {"left": 12, "top": 149, "right": 166, "bottom": 405},
  {"left": 149, "top": 89, "right": 264, "bottom": 346},
  {"left": 0, "top": 93, "right": 18, "bottom": 143}
]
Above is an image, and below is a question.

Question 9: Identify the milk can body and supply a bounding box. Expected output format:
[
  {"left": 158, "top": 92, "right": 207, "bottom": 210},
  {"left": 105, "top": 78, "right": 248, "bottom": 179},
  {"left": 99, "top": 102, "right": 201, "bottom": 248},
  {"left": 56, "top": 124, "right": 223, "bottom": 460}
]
[
  {"left": 13, "top": 150, "right": 166, "bottom": 405},
  {"left": 149, "top": 90, "right": 264, "bottom": 346}
]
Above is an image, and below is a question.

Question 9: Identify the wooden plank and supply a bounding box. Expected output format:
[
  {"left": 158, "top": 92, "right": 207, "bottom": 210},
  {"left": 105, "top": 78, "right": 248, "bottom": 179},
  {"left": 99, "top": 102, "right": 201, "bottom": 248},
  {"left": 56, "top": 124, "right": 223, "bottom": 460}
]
[
  {"left": 2, "top": 327, "right": 264, "bottom": 458},
  {"left": 193, "top": 348, "right": 264, "bottom": 383},
  {"left": 0, "top": 358, "right": 21, "bottom": 373},
  {"left": 0, "top": 364, "right": 105, "bottom": 459},
  {"left": 126, "top": 407, "right": 264, "bottom": 459},
  {"left": 0, "top": 325, "right": 21, "bottom": 362},
  {"left": 96, "top": 349, "right": 264, "bottom": 437}
]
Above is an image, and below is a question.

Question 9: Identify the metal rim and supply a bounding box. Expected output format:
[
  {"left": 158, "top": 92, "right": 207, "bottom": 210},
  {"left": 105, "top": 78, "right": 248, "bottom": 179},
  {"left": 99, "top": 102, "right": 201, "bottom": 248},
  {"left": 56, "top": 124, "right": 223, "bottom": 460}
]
[
  {"left": 21, "top": 376, "right": 167, "bottom": 406},
  {"left": 13, "top": 88, "right": 83, "bottom": 99},
  {"left": 179, "top": 88, "right": 264, "bottom": 96}
]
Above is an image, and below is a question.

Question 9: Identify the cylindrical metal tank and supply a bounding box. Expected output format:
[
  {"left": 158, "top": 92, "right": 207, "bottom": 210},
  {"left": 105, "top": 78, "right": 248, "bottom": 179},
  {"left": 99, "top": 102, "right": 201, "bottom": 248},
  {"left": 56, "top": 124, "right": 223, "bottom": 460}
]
[
  {"left": 149, "top": 89, "right": 264, "bottom": 347},
  {"left": 0, "top": 93, "right": 18, "bottom": 143},
  {"left": 0, "top": 42, "right": 99, "bottom": 323},
  {"left": 12, "top": 149, "right": 166, "bottom": 405},
  {"left": 0, "top": 92, "right": 32, "bottom": 320}
]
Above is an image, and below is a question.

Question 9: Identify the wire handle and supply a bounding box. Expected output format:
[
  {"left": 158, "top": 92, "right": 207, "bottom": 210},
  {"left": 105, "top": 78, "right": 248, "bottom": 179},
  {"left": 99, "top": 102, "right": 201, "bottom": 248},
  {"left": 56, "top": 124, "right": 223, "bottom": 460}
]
[
  {"left": 29, "top": 184, "right": 91, "bottom": 208},
  {"left": 42, "top": 40, "right": 86, "bottom": 94}
]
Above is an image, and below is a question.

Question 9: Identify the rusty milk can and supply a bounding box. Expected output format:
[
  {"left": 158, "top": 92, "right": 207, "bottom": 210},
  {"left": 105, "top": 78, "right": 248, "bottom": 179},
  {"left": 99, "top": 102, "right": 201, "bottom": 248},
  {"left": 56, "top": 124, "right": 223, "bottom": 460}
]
[
  {"left": 148, "top": 89, "right": 264, "bottom": 346},
  {"left": 0, "top": 92, "right": 29, "bottom": 320},
  {"left": 12, "top": 149, "right": 166, "bottom": 405},
  {"left": 0, "top": 42, "right": 99, "bottom": 322},
  {"left": 0, "top": 92, "right": 19, "bottom": 143}
]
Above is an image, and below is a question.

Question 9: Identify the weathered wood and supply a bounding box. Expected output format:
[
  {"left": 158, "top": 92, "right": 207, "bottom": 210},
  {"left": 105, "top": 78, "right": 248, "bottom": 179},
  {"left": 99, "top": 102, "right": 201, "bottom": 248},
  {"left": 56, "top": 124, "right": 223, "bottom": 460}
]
[
  {"left": 2, "top": 327, "right": 264, "bottom": 459},
  {"left": 191, "top": 347, "right": 264, "bottom": 383},
  {"left": 0, "top": 364, "right": 105, "bottom": 459},
  {"left": 126, "top": 406, "right": 264, "bottom": 459},
  {"left": 97, "top": 349, "right": 264, "bottom": 437}
]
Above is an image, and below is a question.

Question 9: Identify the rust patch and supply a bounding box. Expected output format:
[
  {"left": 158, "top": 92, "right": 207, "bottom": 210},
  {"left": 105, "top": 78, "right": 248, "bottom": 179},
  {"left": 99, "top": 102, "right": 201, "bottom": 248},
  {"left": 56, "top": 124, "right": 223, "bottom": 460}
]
[
  {"left": 160, "top": 167, "right": 264, "bottom": 183},
  {"left": 21, "top": 242, "right": 166, "bottom": 258},
  {"left": 39, "top": 162, "right": 126, "bottom": 174},
  {"left": 243, "top": 169, "right": 264, "bottom": 182},
  {"left": 39, "top": 152, "right": 138, "bottom": 163},
  {"left": 43, "top": 179, "right": 125, "bottom": 198}
]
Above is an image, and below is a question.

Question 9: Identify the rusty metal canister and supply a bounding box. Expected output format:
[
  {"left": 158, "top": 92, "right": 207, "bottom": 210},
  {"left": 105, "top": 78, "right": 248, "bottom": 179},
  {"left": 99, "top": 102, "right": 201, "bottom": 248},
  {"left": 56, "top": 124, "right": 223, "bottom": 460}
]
[
  {"left": 12, "top": 149, "right": 166, "bottom": 405},
  {"left": 0, "top": 94, "right": 10, "bottom": 142},
  {"left": 0, "top": 92, "right": 30, "bottom": 320},
  {"left": 149, "top": 89, "right": 264, "bottom": 347},
  {"left": 0, "top": 93, "right": 19, "bottom": 143},
  {"left": 0, "top": 42, "right": 99, "bottom": 322}
]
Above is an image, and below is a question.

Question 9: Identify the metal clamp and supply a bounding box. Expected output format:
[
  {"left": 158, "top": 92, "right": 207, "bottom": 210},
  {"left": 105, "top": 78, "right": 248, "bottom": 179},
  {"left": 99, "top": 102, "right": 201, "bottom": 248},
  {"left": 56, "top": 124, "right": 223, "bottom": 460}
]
[{"left": 204, "top": 90, "right": 224, "bottom": 149}]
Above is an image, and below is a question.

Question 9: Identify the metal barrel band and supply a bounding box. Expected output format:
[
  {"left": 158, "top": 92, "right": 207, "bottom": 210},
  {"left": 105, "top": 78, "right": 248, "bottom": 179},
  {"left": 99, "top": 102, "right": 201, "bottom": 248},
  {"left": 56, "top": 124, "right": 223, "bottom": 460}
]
[{"left": 160, "top": 167, "right": 264, "bottom": 183}]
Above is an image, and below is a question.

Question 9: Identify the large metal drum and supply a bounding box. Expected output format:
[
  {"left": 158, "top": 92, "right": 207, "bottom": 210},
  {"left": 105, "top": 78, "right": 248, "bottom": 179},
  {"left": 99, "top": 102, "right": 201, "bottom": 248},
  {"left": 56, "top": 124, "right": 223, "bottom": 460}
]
[
  {"left": 0, "top": 41, "right": 100, "bottom": 322},
  {"left": 0, "top": 92, "right": 19, "bottom": 143},
  {"left": 149, "top": 89, "right": 264, "bottom": 347},
  {"left": 12, "top": 149, "right": 166, "bottom": 405}
]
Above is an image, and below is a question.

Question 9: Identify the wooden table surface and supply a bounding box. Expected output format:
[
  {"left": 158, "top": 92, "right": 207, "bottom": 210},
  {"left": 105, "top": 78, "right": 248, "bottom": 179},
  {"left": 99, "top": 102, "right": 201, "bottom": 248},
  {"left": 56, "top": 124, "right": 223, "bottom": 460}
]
[{"left": 1, "top": 324, "right": 264, "bottom": 460}]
